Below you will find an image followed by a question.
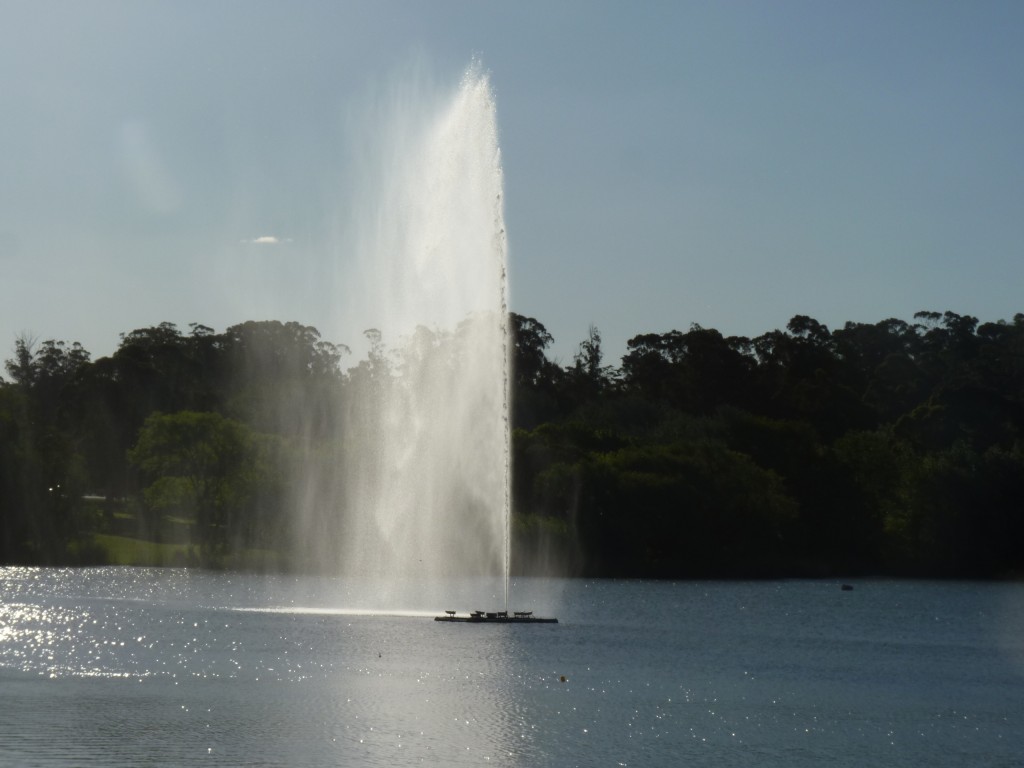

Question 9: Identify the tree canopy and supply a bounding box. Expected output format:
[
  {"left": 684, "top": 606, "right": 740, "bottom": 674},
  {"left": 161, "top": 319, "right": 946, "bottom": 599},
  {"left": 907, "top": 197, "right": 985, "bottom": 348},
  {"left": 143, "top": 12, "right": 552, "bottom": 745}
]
[{"left": 2, "top": 311, "right": 1022, "bottom": 577}]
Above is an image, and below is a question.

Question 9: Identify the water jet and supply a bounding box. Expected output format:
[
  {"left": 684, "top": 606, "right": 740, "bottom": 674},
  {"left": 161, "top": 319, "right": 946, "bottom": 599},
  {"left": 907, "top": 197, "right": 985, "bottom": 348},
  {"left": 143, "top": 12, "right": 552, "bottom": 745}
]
[{"left": 296, "top": 62, "right": 554, "bottom": 622}]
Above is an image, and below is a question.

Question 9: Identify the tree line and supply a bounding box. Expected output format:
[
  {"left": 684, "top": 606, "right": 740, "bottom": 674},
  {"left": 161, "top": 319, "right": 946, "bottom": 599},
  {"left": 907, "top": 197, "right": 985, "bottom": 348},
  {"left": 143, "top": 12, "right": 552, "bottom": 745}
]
[
  {"left": 2, "top": 311, "right": 1022, "bottom": 577},
  {"left": 510, "top": 311, "right": 1024, "bottom": 578}
]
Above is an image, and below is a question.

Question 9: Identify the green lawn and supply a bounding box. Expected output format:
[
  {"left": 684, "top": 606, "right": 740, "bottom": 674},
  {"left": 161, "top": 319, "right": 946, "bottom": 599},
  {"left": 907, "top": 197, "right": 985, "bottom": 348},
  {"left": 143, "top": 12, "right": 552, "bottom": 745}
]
[
  {"left": 74, "top": 500, "right": 286, "bottom": 569},
  {"left": 92, "top": 534, "right": 193, "bottom": 566},
  {"left": 87, "top": 533, "right": 284, "bottom": 570}
]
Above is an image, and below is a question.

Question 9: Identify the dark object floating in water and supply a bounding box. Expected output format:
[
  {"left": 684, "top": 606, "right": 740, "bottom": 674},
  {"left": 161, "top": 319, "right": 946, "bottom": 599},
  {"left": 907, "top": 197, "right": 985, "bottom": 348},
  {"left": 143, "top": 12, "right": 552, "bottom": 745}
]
[
  {"left": 435, "top": 609, "right": 558, "bottom": 624},
  {"left": 841, "top": 584, "right": 854, "bottom": 591}
]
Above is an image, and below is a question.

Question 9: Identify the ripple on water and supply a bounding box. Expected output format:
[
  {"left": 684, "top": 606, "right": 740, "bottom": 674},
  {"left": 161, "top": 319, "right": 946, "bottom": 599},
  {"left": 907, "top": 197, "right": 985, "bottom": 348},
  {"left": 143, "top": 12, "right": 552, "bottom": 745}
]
[{"left": 4, "top": 570, "right": 1024, "bottom": 767}]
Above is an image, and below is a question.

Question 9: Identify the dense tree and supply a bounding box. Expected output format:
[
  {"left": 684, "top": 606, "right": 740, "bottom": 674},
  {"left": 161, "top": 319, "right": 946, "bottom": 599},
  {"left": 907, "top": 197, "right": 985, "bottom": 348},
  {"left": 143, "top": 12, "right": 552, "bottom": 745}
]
[
  {"left": 509, "top": 313, "right": 562, "bottom": 428},
  {"left": 221, "top": 320, "right": 347, "bottom": 438},
  {"left": 510, "top": 314, "right": 555, "bottom": 388},
  {"left": 621, "top": 326, "right": 757, "bottom": 414},
  {"left": 569, "top": 441, "right": 796, "bottom": 578},
  {"left": 566, "top": 325, "right": 613, "bottom": 398},
  {"left": 128, "top": 410, "right": 279, "bottom": 563},
  {"left": 3, "top": 309, "right": 1023, "bottom": 577},
  {"left": 0, "top": 336, "right": 92, "bottom": 562}
]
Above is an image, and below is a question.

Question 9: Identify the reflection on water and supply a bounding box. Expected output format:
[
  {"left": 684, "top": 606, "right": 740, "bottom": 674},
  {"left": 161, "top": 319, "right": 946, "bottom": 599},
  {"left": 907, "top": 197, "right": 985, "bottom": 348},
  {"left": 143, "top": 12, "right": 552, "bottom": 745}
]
[{"left": 2, "top": 568, "right": 1023, "bottom": 767}]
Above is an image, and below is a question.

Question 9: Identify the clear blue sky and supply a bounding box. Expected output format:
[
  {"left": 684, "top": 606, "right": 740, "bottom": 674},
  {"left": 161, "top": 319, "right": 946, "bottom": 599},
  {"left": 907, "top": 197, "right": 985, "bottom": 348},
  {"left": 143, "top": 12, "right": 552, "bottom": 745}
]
[{"left": 2, "top": 1, "right": 1022, "bottom": 368}]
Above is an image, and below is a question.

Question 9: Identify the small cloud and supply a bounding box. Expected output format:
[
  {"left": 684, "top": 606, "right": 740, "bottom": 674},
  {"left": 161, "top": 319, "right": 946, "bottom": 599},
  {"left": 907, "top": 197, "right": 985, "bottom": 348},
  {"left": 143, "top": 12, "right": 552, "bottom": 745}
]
[{"left": 240, "top": 235, "right": 291, "bottom": 245}]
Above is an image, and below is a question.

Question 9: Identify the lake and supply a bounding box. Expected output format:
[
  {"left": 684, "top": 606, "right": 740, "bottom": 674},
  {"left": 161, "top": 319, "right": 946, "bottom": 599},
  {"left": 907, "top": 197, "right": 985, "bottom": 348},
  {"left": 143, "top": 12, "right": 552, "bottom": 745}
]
[{"left": 1, "top": 567, "right": 1022, "bottom": 767}]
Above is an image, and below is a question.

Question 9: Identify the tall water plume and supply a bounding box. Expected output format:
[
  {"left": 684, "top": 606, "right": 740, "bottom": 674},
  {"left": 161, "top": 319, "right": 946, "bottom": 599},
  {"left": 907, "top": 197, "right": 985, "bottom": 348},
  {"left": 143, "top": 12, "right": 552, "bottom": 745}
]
[{"left": 298, "top": 64, "right": 510, "bottom": 608}]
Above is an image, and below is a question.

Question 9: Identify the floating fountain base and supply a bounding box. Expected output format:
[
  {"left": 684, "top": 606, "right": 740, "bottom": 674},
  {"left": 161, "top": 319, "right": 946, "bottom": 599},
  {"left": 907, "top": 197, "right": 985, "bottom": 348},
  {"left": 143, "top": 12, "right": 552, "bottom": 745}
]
[{"left": 435, "top": 610, "right": 557, "bottom": 624}]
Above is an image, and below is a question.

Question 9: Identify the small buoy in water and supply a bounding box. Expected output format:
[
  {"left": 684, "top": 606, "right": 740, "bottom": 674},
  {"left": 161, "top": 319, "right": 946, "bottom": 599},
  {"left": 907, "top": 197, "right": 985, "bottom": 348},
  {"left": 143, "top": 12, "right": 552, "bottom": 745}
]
[
  {"left": 559, "top": 675, "right": 567, "bottom": 683},
  {"left": 841, "top": 584, "right": 854, "bottom": 591}
]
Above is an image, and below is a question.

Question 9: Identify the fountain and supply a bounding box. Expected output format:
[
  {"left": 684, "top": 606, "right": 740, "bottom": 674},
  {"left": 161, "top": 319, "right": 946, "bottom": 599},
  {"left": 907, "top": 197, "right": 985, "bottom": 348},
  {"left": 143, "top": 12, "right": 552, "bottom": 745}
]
[{"left": 290, "top": 62, "right": 551, "bottom": 619}]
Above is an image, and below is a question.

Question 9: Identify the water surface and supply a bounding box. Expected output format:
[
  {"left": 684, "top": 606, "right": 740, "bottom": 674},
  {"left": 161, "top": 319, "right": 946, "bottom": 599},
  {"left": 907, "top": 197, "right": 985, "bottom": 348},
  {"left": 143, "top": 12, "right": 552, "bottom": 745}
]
[{"left": 2, "top": 568, "right": 1022, "bottom": 766}]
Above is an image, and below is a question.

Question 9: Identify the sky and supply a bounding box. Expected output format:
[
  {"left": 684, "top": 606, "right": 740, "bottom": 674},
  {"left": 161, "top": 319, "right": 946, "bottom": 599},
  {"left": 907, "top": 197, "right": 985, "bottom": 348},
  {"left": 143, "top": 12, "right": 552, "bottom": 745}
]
[{"left": 2, "top": 1, "right": 1022, "bottom": 369}]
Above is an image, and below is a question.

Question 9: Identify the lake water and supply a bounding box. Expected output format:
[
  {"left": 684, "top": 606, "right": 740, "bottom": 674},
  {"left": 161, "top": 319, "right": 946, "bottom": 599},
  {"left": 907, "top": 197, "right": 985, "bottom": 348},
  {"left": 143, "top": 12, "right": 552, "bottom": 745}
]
[{"left": 1, "top": 568, "right": 1022, "bottom": 767}]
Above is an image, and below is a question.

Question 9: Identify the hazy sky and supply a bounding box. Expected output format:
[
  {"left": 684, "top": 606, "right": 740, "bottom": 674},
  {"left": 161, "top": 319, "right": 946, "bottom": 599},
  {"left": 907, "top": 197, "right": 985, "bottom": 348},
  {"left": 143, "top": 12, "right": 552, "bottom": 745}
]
[{"left": 2, "top": 1, "right": 1022, "bottom": 367}]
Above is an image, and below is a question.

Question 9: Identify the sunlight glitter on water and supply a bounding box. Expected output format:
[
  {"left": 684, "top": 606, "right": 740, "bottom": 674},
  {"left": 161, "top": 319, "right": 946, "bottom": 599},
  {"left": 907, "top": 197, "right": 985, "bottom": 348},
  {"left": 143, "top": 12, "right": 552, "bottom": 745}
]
[
  {"left": 4, "top": 569, "right": 1024, "bottom": 767},
  {"left": 0, "top": 601, "right": 141, "bottom": 678}
]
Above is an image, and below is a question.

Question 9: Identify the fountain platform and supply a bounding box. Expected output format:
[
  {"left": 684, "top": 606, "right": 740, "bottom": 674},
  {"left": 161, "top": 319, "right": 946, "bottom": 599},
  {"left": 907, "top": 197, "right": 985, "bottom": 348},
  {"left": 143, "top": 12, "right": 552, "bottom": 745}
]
[{"left": 434, "top": 610, "right": 557, "bottom": 624}]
